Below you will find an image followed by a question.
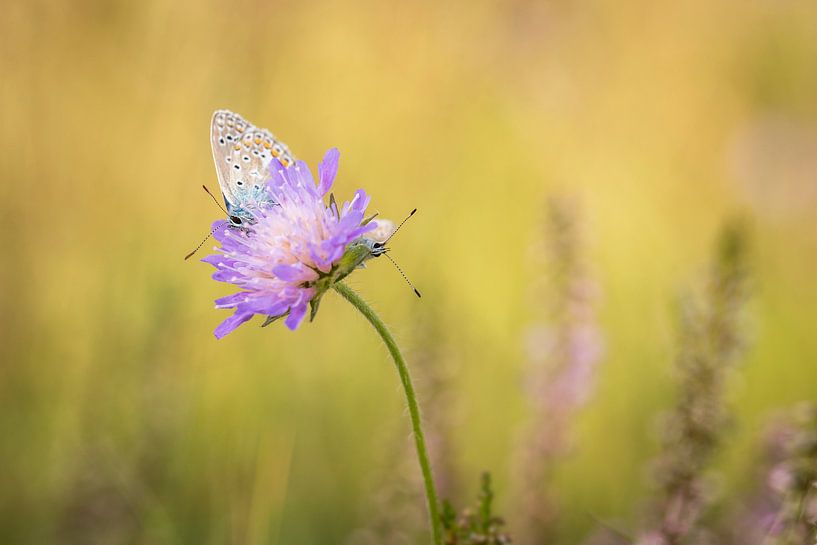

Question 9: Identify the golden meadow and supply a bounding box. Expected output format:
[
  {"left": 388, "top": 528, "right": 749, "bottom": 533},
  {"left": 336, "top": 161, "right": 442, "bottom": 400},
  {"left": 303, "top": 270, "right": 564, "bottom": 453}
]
[{"left": 1, "top": 0, "right": 816, "bottom": 543}]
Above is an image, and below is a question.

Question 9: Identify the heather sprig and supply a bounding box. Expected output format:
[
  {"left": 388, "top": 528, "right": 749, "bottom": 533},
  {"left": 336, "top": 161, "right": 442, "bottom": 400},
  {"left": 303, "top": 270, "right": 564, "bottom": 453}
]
[
  {"left": 723, "top": 417, "right": 796, "bottom": 544},
  {"left": 441, "top": 473, "right": 512, "bottom": 545},
  {"left": 513, "top": 196, "right": 603, "bottom": 544},
  {"left": 636, "top": 220, "right": 750, "bottom": 545},
  {"left": 759, "top": 404, "right": 817, "bottom": 545}
]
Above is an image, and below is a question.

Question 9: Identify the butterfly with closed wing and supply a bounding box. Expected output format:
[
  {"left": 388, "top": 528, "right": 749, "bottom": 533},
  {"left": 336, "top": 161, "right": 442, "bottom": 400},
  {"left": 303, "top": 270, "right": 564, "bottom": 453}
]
[{"left": 186, "top": 110, "right": 420, "bottom": 297}]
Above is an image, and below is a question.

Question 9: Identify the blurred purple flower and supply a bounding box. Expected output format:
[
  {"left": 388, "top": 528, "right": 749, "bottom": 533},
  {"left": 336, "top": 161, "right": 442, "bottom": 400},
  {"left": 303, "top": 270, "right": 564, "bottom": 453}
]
[
  {"left": 513, "top": 197, "right": 604, "bottom": 545},
  {"left": 204, "top": 149, "right": 376, "bottom": 338},
  {"left": 730, "top": 404, "right": 817, "bottom": 545},
  {"left": 635, "top": 220, "right": 750, "bottom": 545}
]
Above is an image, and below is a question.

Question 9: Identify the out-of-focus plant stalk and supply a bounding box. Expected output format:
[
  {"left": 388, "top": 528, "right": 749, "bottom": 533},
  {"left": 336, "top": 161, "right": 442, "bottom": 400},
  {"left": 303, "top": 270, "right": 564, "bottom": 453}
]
[
  {"left": 749, "top": 404, "right": 817, "bottom": 545},
  {"left": 637, "top": 220, "right": 750, "bottom": 545},
  {"left": 514, "top": 197, "right": 603, "bottom": 544},
  {"left": 333, "top": 282, "right": 443, "bottom": 545}
]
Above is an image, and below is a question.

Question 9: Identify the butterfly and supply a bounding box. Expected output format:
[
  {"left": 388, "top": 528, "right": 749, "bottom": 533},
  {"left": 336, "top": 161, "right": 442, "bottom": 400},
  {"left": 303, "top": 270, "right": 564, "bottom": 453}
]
[
  {"left": 192, "top": 110, "right": 413, "bottom": 280},
  {"left": 197, "top": 110, "right": 420, "bottom": 295},
  {"left": 210, "top": 109, "right": 296, "bottom": 228}
]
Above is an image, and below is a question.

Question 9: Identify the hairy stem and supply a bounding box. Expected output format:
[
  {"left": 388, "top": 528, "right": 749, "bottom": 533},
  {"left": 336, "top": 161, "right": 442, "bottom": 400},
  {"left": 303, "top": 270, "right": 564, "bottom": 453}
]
[{"left": 333, "top": 282, "right": 443, "bottom": 545}]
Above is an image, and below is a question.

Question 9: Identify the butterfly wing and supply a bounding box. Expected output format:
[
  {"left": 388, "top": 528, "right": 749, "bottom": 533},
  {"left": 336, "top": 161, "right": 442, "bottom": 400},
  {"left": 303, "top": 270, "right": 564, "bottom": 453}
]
[
  {"left": 210, "top": 110, "right": 296, "bottom": 215},
  {"left": 363, "top": 219, "right": 395, "bottom": 243}
]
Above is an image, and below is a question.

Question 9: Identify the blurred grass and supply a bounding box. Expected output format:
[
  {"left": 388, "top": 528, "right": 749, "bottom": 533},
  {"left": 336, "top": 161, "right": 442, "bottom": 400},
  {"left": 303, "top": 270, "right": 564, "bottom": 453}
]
[{"left": 1, "top": 0, "right": 816, "bottom": 543}]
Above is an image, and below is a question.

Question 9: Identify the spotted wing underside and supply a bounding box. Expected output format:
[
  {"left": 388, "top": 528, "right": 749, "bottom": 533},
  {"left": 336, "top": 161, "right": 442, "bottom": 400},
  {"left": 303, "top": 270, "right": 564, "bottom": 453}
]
[{"left": 210, "top": 110, "right": 296, "bottom": 213}]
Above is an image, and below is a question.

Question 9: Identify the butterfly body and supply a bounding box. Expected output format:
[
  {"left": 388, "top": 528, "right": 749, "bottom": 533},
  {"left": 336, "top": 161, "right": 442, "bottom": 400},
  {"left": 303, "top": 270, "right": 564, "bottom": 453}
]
[{"left": 210, "top": 110, "right": 295, "bottom": 228}]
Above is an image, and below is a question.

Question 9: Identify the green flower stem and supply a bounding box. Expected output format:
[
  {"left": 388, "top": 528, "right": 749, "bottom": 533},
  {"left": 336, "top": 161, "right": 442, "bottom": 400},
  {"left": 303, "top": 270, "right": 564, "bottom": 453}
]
[{"left": 333, "top": 282, "right": 443, "bottom": 545}]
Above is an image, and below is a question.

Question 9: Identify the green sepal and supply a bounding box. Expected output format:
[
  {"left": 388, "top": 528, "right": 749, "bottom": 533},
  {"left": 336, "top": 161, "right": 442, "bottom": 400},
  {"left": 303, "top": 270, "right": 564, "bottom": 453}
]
[
  {"left": 329, "top": 193, "right": 339, "bottom": 219},
  {"left": 334, "top": 240, "right": 374, "bottom": 282},
  {"left": 261, "top": 313, "right": 285, "bottom": 327},
  {"left": 309, "top": 296, "right": 323, "bottom": 322},
  {"left": 361, "top": 212, "right": 378, "bottom": 226}
]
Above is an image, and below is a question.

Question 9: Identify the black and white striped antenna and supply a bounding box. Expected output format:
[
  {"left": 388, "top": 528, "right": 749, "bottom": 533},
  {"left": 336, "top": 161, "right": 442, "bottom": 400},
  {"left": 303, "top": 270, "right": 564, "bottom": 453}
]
[
  {"left": 383, "top": 252, "right": 421, "bottom": 298},
  {"left": 184, "top": 185, "right": 229, "bottom": 260}
]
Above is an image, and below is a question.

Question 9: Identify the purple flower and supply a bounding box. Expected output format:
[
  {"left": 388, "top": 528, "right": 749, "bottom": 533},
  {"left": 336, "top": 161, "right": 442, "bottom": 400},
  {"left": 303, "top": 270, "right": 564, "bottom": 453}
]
[{"left": 204, "top": 148, "right": 377, "bottom": 338}]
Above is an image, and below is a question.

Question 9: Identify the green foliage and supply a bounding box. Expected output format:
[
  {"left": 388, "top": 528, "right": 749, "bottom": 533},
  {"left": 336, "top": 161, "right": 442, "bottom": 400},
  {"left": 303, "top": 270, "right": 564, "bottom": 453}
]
[{"left": 441, "top": 473, "right": 511, "bottom": 545}]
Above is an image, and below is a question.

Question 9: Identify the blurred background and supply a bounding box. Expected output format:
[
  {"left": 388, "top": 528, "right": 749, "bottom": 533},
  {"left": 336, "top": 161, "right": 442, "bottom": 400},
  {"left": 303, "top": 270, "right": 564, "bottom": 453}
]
[{"left": 1, "top": 0, "right": 816, "bottom": 543}]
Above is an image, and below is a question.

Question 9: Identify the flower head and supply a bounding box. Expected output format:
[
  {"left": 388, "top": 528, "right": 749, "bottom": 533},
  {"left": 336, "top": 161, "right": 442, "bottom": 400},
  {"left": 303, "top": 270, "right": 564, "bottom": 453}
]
[{"left": 204, "top": 148, "right": 378, "bottom": 338}]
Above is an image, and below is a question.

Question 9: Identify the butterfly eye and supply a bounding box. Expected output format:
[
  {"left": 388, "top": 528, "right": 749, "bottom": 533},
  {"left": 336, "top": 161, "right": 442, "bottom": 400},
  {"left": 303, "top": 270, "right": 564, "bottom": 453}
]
[{"left": 230, "top": 216, "right": 242, "bottom": 225}]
